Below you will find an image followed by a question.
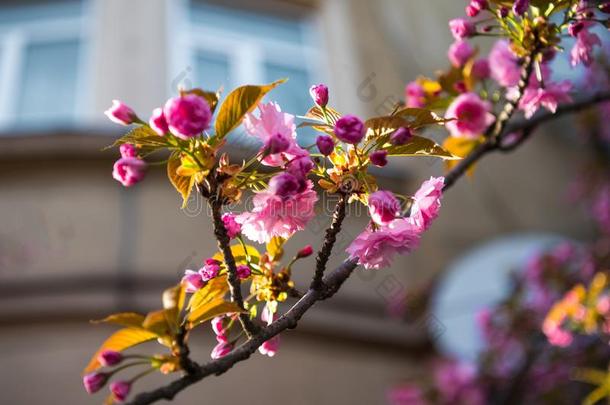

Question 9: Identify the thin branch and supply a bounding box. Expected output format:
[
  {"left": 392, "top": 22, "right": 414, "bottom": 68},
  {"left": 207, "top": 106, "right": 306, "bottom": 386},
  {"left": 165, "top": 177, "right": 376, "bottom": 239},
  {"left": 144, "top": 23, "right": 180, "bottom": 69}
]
[{"left": 310, "top": 193, "right": 348, "bottom": 290}]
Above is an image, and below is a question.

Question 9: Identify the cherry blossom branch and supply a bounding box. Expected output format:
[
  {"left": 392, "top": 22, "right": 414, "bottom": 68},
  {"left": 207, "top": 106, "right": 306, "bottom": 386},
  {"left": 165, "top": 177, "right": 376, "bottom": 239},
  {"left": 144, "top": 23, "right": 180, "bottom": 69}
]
[{"left": 310, "top": 193, "right": 348, "bottom": 290}]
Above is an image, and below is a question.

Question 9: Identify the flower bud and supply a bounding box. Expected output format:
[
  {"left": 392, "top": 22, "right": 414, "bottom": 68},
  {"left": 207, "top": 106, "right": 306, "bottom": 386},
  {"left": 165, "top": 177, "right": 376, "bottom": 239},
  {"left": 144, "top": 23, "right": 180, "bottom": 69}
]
[
  {"left": 472, "top": 58, "right": 490, "bottom": 79},
  {"left": 83, "top": 372, "right": 108, "bottom": 394},
  {"left": 98, "top": 350, "right": 123, "bottom": 367},
  {"left": 600, "top": 3, "right": 610, "bottom": 14},
  {"left": 105, "top": 100, "right": 137, "bottom": 126},
  {"left": 498, "top": 6, "right": 509, "bottom": 18},
  {"left": 200, "top": 259, "right": 221, "bottom": 281},
  {"left": 297, "top": 245, "right": 314, "bottom": 258},
  {"left": 390, "top": 127, "right": 413, "bottom": 146},
  {"left": 164, "top": 94, "right": 212, "bottom": 140},
  {"left": 119, "top": 144, "right": 137, "bottom": 158},
  {"left": 182, "top": 270, "right": 205, "bottom": 293},
  {"left": 465, "top": 4, "right": 480, "bottom": 17},
  {"left": 334, "top": 114, "right": 365, "bottom": 144},
  {"left": 236, "top": 264, "right": 251, "bottom": 279},
  {"left": 568, "top": 21, "right": 584, "bottom": 37},
  {"left": 211, "top": 341, "right": 233, "bottom": 359},
  {"left": 149, "top": 107, "right": 169, "bottom": 136},
  {"left": 259, "top": 336, "right": 280, "bottom": 357},
  {"left": 370, "top": 150, "right": 388, "bottom": 167},
  {"left": 112, "top": 157, "right": 147, "bottom": 187},
  {"left": 211, "top": 316, "right": 226, "bottom": 337},
  {"left": 453, "top": 81, "right": 468, "bottom": 93},
  {"left": 222, "top": 213, "right": 241, "bottom": 239},
  {"left": 265, "top": 132, "right": 291, "bottom": 154},
  {"left": 309, "top": 84, "right": 329, "bottom": 107},
  {"left": 448, "top": 40, "right": 474, "bottom": 68},
  {"left": 269, "top": 173, "right": 301, "bottom": 198},
  {"left": 513, "top": 0, "right": 529, "bottom": 16},
  {"left": 449, "top": 18, "right": 476, "bottom": 40},
  {"left": 368, "top": 190, "right": 401, "bottom": 225},
  {"left": 405, "top": 82, "right": 426, "bottom": 108},
  {"left": 316, "top": 135, "right": 335, "bottom": 156},
  {"left": 110, "top": 381, "right": 131, "bottom": 403}
]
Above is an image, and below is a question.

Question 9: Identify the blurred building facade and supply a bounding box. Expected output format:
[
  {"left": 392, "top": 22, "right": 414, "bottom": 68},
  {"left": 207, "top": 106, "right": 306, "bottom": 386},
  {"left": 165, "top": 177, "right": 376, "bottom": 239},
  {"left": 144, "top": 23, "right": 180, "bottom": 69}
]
[{"left": 0, "top": 0, "right": 595, "bottom": 403}]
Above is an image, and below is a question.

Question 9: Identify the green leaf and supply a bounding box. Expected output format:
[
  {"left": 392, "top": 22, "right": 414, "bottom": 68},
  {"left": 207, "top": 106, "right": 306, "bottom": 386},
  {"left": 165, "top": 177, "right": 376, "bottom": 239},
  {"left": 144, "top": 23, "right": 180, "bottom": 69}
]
[
  {"left": 214, "top": 79, "right": 285, "bottom": 140},
  {"left": 187, "top": 301, "right": 244, "bottom": 328},
  {"left": 386, "top": 135, "right": 460, "bottom": 160},
  {"left": 83, "top": 328, "right": 158, "bottom": 374},
  {"left": 92, "top": 312, "right": 146, "bottom": 329},
  {"left": 142, "top": 309, "right": 172, "bottom": 337},
  {"left": 105, "top": 125, "right": 169, "bottom": 152},
  {"left": 167, "top": 151, "right": 195, "bottom": 209},
  {"left": 393, "top": 108, "right": 453, "bottom": 128}
]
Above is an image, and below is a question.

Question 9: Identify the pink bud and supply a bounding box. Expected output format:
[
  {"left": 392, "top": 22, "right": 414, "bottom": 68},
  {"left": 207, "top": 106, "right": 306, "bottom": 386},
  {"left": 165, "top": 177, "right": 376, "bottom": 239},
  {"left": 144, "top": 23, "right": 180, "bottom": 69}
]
[
  {"left": 309, "top": 84, "right": 329, "bottom": 107},
  {"left": 98, "top": 350, "right": 123, "bottom": 367},
  {"left": 405, "top": 82, "right": 426, "bottom": 108},
  {"left": 149, "top": 107, "right": 169, "bottom": 136},
  {"left": 222, "top": 213, "right": 241, "bottom": 239},
  {"left": 269, "top": 173, "right": 301, "bottom": 198},
  {"left": 112, "top": 157, "right": 147, "bottom": 187},
  {"left": 297, "top": 245, "right": 314, "bottom": 258},
  {"left": 211, "top": 341, "right": 233, "bottom": 359},
  {"left": 568, "top": 21, "right": 584, "bottom": 37},
  {"left": 119, "top": 144, "right": 137, "bottom": 158},
  {"left": 465, "top": 4, "right": 480, "bottom": 17},
  {"left": 83, "top": 372, "right": 108, "bottom": 394},
  {"left": 182, "top": 270, "right": 205, "bottom": 293},
  {"left": 200, "top": 259, "right": 221, "bottom": 281},
  {"left": 316, "top": 135, "right": 335, "bottom": 156},
  {"left": 369, "top": 150, "right": 388, "bottom": 167},
  {"left": 105, "top": 100, "right": 137, "bottom": 126},
  {"left": 453, "top": 81, "right": 468, "bottom": 94},
  {"left": 236, "top": 264, "right": 251, "bottom": 279},
  {"left": 163, "top": 94, "right": 212, "bottom": 140},
  {"left": 211, "top": 316, "right": 226, "bottom": 337},
  {"left": 368, "top": 190, "right": 401, "bottom": 225},
  {"left": 449, "top": 18, "right": 476, "bottom": 40},
  {"left": 513, "top": 0, "right": 529, "bottom": 16},
  {"left": 448, "top": 40, "right": 475, "bottom": 68},
  {"left": 498, "top": 6, "right": 509, "bottom": 18},
  {"left": 472, "top": 58, "right": 490, "bottom": 79},
  {"left": 390, "top": 127, "right": 413, "bottom": 146},
  {"left": 110, "top": 381, "right": 131, "bottom": 403},
  {"left": 334, "top": 115, "right": 365, "bottom": 144},
  {"left": 259, "top": 335, "right": 280, "bottom": 357}
]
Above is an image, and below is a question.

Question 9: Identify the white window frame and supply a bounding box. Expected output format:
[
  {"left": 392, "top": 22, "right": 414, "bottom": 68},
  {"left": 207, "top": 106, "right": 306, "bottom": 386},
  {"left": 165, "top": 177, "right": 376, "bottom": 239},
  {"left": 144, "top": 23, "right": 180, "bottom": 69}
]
[{"left": 0, "top": 1, "right": 92, "bottom": 130}]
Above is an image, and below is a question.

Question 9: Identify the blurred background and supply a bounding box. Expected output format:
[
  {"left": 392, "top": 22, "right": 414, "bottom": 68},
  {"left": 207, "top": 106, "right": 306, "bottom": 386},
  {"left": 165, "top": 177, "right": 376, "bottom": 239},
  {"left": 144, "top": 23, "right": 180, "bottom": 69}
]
[{"left": 0, "top": 0, "right": 599, "bottom": 403}]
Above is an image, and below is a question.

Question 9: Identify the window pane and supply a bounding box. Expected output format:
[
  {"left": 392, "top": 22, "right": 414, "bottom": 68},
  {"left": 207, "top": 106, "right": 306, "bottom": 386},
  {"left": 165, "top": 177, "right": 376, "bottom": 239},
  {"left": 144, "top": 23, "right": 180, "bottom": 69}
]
[
  {"left": 264, "top": 63, "right": 314, "bottom": 142},
  {"left": 195, "top": 50, "right": 230, "bottom": 91},
  {"left": 15, "top": 39, "right": 79, "bottom": 124}
]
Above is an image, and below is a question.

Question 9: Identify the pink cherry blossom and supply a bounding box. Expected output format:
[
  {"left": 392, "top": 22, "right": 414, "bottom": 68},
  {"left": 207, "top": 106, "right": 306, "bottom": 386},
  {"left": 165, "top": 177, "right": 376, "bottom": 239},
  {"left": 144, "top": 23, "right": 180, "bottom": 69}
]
[
  {"left": 405, "top": 81, "right": 426, "bottom": 108},
  {"left": 104, "top": 100, "right": 136, "bottom": 126},
  {"left": 408, "top": 177, "right": 445, "bottom": 232},
  {"left": 244, "top": 102, "right": 308, "bottom": 167},
  {"left": 182, "top": 269, "right": 205, "bottom": 293},
  {"left": 346, "top": 218, "right": 420, "bottom": 270},
  {"left": 236, "top": 180, "right": 318, "bottom": 244},
  {"left": 445, "top": 93, "right": 494, "bottom": 138},
  {"left": 112, "top": 157, "right": 147, "bottom": 187},
  {"left": 489, "top": 40, "right": 521, "bottom": 87},
  {"left": 448, "top": 40, "right": 475, "bottom": 68},
  {"left": 119, "top": 144, "right": 137, "bottom": 158},
  {"left": 368, "top": 190, "right": 401, "bottom": 225},
  {"left": 221, "top": 213, "right": 241, "bottom": 239},
  {"left": 571, "top": 26, "right": 602, "bottom": 67},
  {"left": 164, "top": 94, "right": 212, "bottom": 139},
  {"left": 449, "top": 18, "right": 475, "bottom": 40},
  {"left": 387, "top": 385, "right": 428, "bottom": 405},
  {"left": 149, "top": 107, "right": 169, "bottom": 135},
  {"left": 519, "top": 81, "right": 573, "bottom": 118},
  {"left": 259, "top": 336, "right": 280, "bottom": 357}
]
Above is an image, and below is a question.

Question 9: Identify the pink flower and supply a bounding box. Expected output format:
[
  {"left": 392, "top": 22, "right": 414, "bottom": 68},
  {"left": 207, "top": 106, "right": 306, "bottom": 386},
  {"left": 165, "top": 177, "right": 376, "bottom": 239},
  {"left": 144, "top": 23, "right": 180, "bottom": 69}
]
[
  {"left": 346, "top": 218, "right": 420, "bottom": 269},
  {"left": 448, "top": 40, "right": 474, "bottom": 68},
  {"left": 405, "top": 82, "right": 426, "bottom": 108},
  {"left": 98, "top": 350, "right": 123, "bottom": 367},
  {"left": 112, "top": 157, "right": 147, "bottom": 187},
  {"left": 408, "top": 177, "right": 444, "bottom": 232},
  {"left": 334, "top": 114, "right": 366, "bottom": 144},
  {"left": 182, "top": 269, "right": 205, "bottom": 293},
  {"left": 472, "top": 58, "right": 490, "bottom": 79},
  {"left": 164, "top": 94, "right": 212, "bottom": 139},
  {"left": 434, "top": 361, "right": 484, "bottom": 404},
  {"left": 211, "top": 316, "right": 226, "bottom": 338},
  {"left": 199, "top": 259, "right": 221, "bottom": 281},
  {"left": 83, "top": 372, "right": 108, "bottom": 394},
  {"left": 489, "top": 40, "right": 521, "bottom": 87},
  {"left": 110, "top": 381, "right": 131, "bottom": 403},
  {"left": 543, "top": 321, "right": 573, "bottom": 347},
  {"left": 268, "top": 173, "right": 302, "bottom": 198},
  {"left": 236, "top": 264, "right": 251, "bottom": 279},
  {"left": 222, "top": 213, "right": 241, "bottom": 239},
  {"left": 149, "top": 107, "right": 169, "bottom": 136},
  {"left": 236, "top": 180, "right": 318, "bottom": 243},
  {"left": 316, "top": 135, "right": 335, "bottom": 156},
  {"left": 571, "top": 27, "right": 602, "bottom": 67},
  {"left": 449, "top": 18, "right": 475, "bottom": 40},
  {"left": 285, "top": 155, "right": 314, "bottom": 179},
  {"left": 445, "top": 93, "right": 494, "bottom": 138},
  {"left": 119, "top": 144, "right": 137, "bottom": 158},
  {"left": 211, "top": 341, "right": 233, "bottom": 359},
  {"left": 105, "top": 100, "right": 137, "bottom": 126},
  {"left": 519, "top": 81, "right": 572, "bottom": 118},
  {"left": 387, "top": 385, "right": 427, "bottom": 405},
  {"left": 466, "top": 0, "right": 488, "bottom": 17},
  {"left": 309, "top": 84, "right": 329, "bottom": 107},
  {"left": 369, "top": 150, "right": 388, "bottom": 167},
  {"left": 244, "top": 102, "right": 307, "bottom": 167},
  {"left": 259, "top": 336, "right": 280, "bottom": 357},
  {"left": 368, "top": 190, "right": 401, "bottom": 225}
]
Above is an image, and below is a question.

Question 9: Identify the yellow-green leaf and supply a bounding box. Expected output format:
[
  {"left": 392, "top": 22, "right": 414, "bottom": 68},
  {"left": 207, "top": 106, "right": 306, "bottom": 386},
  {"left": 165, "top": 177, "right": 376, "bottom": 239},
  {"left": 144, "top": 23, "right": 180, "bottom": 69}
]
[
  {"left": 142, "top": 309, "right": 172, "bottom": 337},
  {"left": 305, "top": 105, "right": 342, "bottom": 126},
  {"left": 386, "top": 135, "right": 460, "bottom": 160},
  {"left": 92, "top": 312, "right": 146, "bottom": 329},
  {"left": 105, "top": 125, "right": 169, "bottom": 151},
  {"left": 214, "top": 79, "right": 285, "bottom": 140},
  {"left": 162, "top": 284, "right": 186, "bottom": 333},
  {"left": 266, "top": 237, "right": 285, "bottom": 262},
  {"left": 187, "top": 276, "right": 229, "bottom": 312},
  {"left": 212, "top": 244, "right": 261, "bottom": 265},
  {"left": 187, "top": 301, "right": 244, "bottom": 328},
  {"left": 394, "top": 108, "right": 453, "bottom": 128},
  {"left": 185, "top": 88, "right": 220, "bottom": 113},
  {"left": 167, "top": 151, "right": 196, "bottom": 209},
  {"left": 365, "top": 116, "right": 409, "bottom": 139},
  {"left": 83, "top": 328, "right": 158, "bottom": 374}
]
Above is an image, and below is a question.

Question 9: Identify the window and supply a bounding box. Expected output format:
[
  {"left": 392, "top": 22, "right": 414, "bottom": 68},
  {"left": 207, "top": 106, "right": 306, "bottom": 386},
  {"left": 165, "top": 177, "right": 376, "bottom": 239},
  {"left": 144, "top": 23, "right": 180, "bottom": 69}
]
[
  {"left": 177, "top": 1, "right": 322, "bottom": 144},
  {"left": 0, "top": 1, "right": 89, "bottom": 130}
]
